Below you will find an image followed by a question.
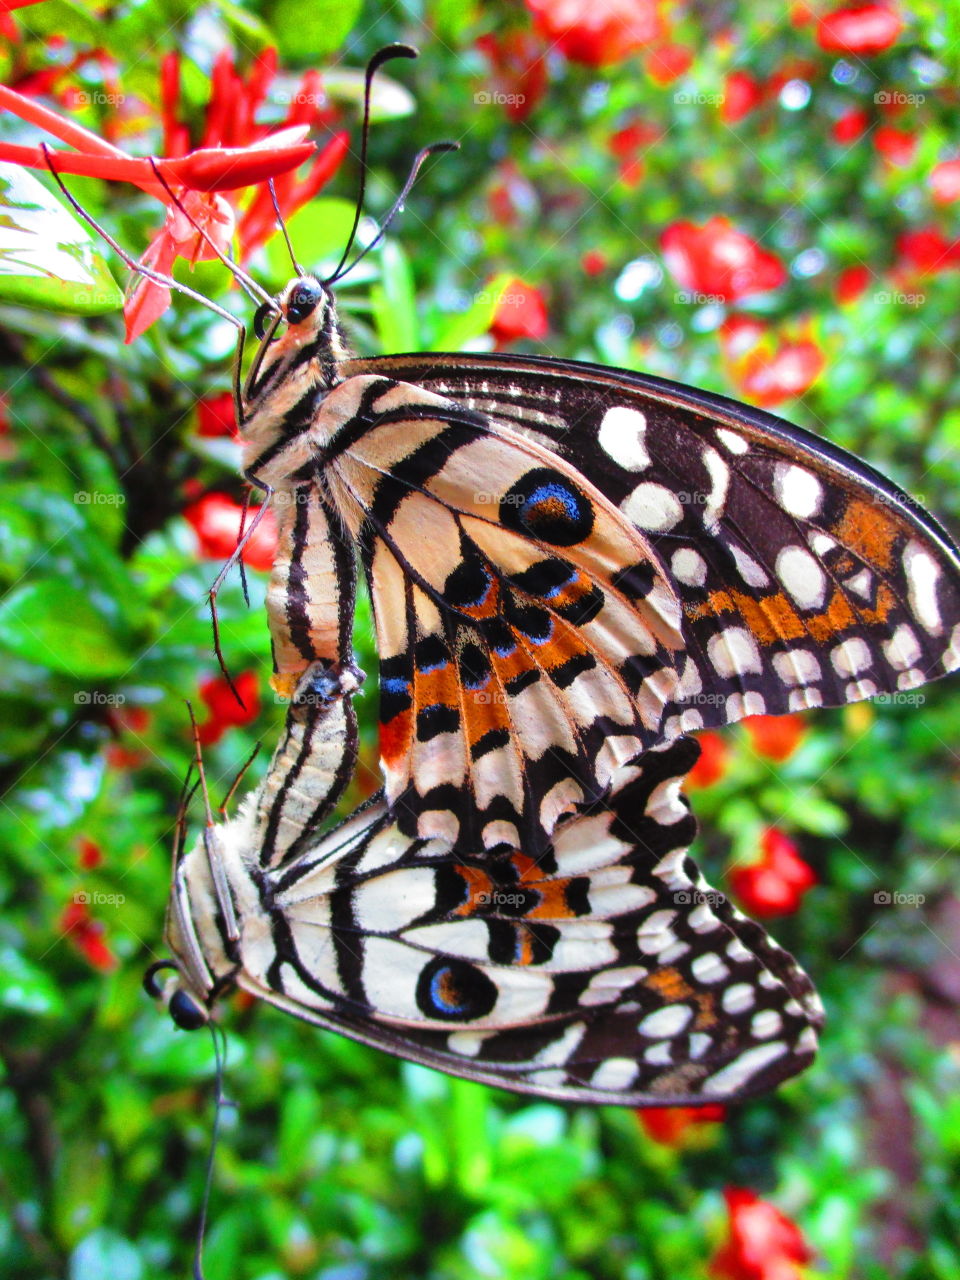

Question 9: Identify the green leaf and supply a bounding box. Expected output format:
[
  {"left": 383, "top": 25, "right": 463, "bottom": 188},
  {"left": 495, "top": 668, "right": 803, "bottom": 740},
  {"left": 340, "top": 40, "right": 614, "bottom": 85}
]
[
  {"left": 371, "top": 240, "right": 419, "bottom": 353},
  {"left": 268, "top": 0, "right": 363, "bottom": 60},
  {"left": 0, "top": 945, "right": 65, "bottom": 1017},
  {"left": 263, "top": 197, "right": 357, "bottom": 283},
  {"left": 429, "top": 271, "right": 514, "bottom": 351},
  {"left": 0, "top": 164, "right": 122, "bottom": 314},
  {"left": 52, "top": 1138, "right": 112, "bottom": 1249},
  {"left": 0, "top": 580, "right": 131, "bottom": 678}
]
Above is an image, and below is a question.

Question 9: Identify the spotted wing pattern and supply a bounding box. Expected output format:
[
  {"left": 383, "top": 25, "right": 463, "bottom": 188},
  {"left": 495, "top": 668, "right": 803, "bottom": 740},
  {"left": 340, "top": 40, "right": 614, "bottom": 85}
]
[
  {"left": 352, "top": 354, "right": 960, "bottom": 733},
  {"left": 310, "top": 374, "right": 686, "bottom": 855},
  {"left": 204, "top": 735, "right": 822, "bottom": 1105}
]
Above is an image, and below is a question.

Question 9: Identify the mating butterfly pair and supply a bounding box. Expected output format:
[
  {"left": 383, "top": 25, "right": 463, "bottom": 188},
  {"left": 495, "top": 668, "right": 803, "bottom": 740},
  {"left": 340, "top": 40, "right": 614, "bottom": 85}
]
[{"left": 143, "top": 46, "right": 960, "bottom": 1107}]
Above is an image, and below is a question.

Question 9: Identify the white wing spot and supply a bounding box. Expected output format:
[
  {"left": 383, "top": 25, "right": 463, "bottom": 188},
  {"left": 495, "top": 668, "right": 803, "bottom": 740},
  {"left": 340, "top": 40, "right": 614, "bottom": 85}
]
[
  {"left": 702, "top": 447, "right": 730, "bottom": 530},
  {"left": 598, "top": 405, "right": 650, "bottom": 471},
  {"left": 716, "top": 427, "right": 749, "bottom": 455},
  {"left": 622, "top": 482, "right": 684, "bottom": 533},
  {"left": 830, "top": 637, "right": 873, "bottom": 676},
  {"left": 707, "top": 627, "right": 763, "bottom": 678},
  {"left": 672, "top": 547, "right": 708, "bottom": 587},
  {"left": 638, "top": 1004, "right": 693, "bottom": 1038},
  {"left": 590, "top": 1057, "right": 639, "bottom": 1091},
  {"left": 774, "top": 464, "right": 824, "bottom": 519},
  {"left": 721, "top": 983, "right": 756, "bottom": 1014},
  {"left": 729, "top": 544, "right": 770, "bottom": 589},
  {"left": 883, "top": 623, "right": 921, "bottom": 671},
  {"left": 751, "top": 1010, "right": 783, "bottom": 1039},
  {"left": 904, "top": 541, "right": 943, "bottom": 634},
  {"left": 691, "top": 952, "right": 730, "bottom": 984},
  {"left": 777, "top": 545, "right": 828, "bottom": 610},
  {"left": 773, "top": 649, "right": 821, "bottom": 686}
]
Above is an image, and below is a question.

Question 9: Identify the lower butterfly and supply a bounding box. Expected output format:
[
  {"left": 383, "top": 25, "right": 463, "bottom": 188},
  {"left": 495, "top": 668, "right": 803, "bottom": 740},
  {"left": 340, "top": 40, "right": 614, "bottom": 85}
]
[{"left": 148, "top": 661, "right": 823, "bottom": 1105}]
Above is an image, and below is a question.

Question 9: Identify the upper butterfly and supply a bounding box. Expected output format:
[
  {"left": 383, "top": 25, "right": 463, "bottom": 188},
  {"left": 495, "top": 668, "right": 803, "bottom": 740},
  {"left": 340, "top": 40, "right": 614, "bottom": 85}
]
[{"left": 229, "top": 44, "right": 960, "bottom": 858}]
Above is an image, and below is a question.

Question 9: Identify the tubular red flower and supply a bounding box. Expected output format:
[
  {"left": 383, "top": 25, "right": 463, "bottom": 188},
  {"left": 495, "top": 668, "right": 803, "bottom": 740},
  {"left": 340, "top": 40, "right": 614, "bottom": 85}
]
[
  {"left": 728, "top": 828, "right": 816, "bottom": 919},
  {"left": 489, "top": 278, "right": 549, "bottom": 345},
  {"left": 526, "top": 0, "right": 662, "bottom": 67},
  {"left": 710, "top": 1187, "right": 813, "bottom": 1280}
]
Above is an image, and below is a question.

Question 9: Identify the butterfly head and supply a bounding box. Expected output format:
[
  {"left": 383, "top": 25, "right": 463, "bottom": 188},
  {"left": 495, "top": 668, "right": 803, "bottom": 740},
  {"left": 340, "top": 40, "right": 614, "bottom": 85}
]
[
  {"left": 252, "top": 274, "right": 350, "bottom": 376},
  {"left": 143, "top": 958, "right": 210, "bottom": 1031}
]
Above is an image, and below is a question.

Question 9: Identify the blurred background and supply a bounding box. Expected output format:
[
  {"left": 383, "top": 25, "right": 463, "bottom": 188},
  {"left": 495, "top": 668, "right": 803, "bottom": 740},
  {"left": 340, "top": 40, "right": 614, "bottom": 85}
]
[{"left": 1, "top": 2, "right": 960, "bottom": 1277}]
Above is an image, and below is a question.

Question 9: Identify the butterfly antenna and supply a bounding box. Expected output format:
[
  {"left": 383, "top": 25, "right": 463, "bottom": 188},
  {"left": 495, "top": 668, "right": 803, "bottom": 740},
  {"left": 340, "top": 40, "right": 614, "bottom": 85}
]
[
  {"left": 186, "top": 701, "right": 216, "bottom": 829},
  {"left": 219, "top": 741, "right": 261, "bottom": 819},
  {"left": 331, "top": 140, "right": 459, "bottom": 282},
  {"left": 325, "top": 42, "right": 418, "bottom": 284},
  {"left": 193, "top": 1021, "right": 231, "bottom": 1280},
  {"left": 267, "top": 178, "right": 303, "bottom": 276},
  {"left": 39, "top": 143, "right": 244, "bottom": 332},
  {"left": 147, "top": 158, "right": 275, "bottom": 309}
]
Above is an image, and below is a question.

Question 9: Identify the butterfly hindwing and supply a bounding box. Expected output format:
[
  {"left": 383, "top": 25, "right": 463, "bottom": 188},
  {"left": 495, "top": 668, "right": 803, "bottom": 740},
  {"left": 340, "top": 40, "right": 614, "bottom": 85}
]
[
  {"left": 238, "top": 736, "right": 822, "bottom": 1104},
  {"left": 350, "top": 354, "right": 960, "bottom": 732}
]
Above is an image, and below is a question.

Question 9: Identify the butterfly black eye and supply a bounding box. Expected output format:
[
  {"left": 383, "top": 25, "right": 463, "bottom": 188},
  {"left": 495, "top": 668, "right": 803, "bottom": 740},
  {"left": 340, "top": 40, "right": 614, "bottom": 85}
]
[
  {"left": 169, "top": 989, "right": 208, "bottom": 1031},
  {"left": 286, "top": 281, "right": 323, "bottom": 325},
  {"left": 254, "top": 302, "right": 276, "bottom": 341}
]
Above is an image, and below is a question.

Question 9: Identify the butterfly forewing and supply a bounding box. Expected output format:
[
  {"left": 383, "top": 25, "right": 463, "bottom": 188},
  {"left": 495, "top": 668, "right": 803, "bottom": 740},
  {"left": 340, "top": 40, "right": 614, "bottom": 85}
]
[
  {"left": 348, "top": 353, "right": 960, "bottom": 732},
  {"left": 312, "top": 373, "right": 687, "bottom": 853}
]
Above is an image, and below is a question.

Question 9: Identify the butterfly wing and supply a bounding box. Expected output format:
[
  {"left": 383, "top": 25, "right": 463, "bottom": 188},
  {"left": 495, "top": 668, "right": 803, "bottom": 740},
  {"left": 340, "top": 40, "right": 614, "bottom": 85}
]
[
  {"left": 312, "top": 373, "right": 686, "bottom": 853},
  {"left": 246, "top": 736, "right": 822, "bottom": 1105},
  {"left": 350, "top": 354, "right": 960, "bottom": 731}
]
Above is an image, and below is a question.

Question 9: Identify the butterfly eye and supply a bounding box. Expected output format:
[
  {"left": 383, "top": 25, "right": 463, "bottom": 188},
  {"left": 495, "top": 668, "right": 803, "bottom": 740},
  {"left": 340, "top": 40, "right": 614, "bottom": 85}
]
[
  {"left": 253, "top": 302, "right": 277, "bottom": 341},
  {"left": 286, "top": 281, "right": 323, "bottom": 326},
  {"left": 169, "top": 988, "right": 208, "bottom": 1031}
]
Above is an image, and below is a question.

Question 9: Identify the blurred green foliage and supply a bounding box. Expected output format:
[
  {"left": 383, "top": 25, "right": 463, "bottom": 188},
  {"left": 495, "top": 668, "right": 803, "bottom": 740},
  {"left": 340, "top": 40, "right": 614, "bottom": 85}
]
[{"left": 1, "top": 2, "right": 960, "bottom": 1278}]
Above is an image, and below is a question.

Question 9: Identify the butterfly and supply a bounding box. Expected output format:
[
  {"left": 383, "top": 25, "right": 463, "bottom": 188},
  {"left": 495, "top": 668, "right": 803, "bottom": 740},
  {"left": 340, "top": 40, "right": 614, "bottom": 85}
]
[
  {"left": 148, "top": 661, "right": 824, "bottom": 1105},
  {"left": 241, "top": 293, "right": 960, "bottom": 862}
]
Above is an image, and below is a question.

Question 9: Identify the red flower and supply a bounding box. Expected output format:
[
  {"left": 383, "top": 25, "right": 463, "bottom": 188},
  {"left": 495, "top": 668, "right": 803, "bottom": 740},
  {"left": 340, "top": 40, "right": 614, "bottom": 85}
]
[
  {"left": 197, "top": 391, "right": 238, "bottom": 439},
  {"left": 719, "top": 315, "right": 767, "bottom": 359},
  {"left": 489, "top": 278, "right": 549, "bottom": 345},
  {"left": 816, "top": 4, "right": 903, "bottom": 55},
  {"left": 526, "top": 0, "right": 663, "bottom": 67},
  {"left": 661, "top": 218, "right": 786, "bottom": 302},
  {"left": 197, "top": 669, "right": 260, "bottom": 745},
  {"left": 895, "top": 228, "right": 960, "bottom": 275},
  {"left": 78, "top": 838, "right": 103, "bottom": 870},
  {"left": 644, "top": 43, "right": 693, "bottom": 86},
  {"left": 0, "top": 49, "right": 347, "bottom": 340},
  {"left": 834, "top": 264, "right": 872, "bottom": 303},
  {"left": 183, "top": 493, "right": 278, "bottom": 572},
  {"left": 721, "top": 71, "right": 764, "bottom": 124},
  {"left": 476, "top": 31, "right": 548, "bottom": 122},
  {"left": 733, "top": 336, "right": 825, "bottom": 408},
  {"left": 743, "top": 714, "right": 806, "bottom": 762},
  {"left": 59, "top": 900, "right": 117, "bottom": 972},
  {"left": 608, "top": 119, "right": 659, "bottom": 186},
  {"left": 873, "top": 124, "right": 917, "bottom": 166},
  {"left": 637, "top": 1104, "right": 726, "bottom": 1145},
  {"left": 728, "top": 828, "right": 816, "bottom": 919},
  {"left": 582, "top": 249, "right": 608, "bottom": 276},
  {"left": 831, "top": 107, "right": 869, "bottom": 144},
  {"left": 710, "top": 1187, "right": 814, "bottom": 1280},
  {"left": 686, "top": 732, "right": 729, "bottom": 790},
  {"left": 930, "top": 157, "right": 960, "bottom": 204}
]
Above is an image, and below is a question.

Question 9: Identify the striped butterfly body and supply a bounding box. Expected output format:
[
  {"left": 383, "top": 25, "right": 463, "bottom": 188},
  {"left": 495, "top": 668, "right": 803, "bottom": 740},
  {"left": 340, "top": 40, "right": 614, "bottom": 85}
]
[
  {"left": 239, "top": 277, "right": 960, "bottom": 862},
  {"left": 154, "top": 667, "right": 824, "bottom": 1104}
]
